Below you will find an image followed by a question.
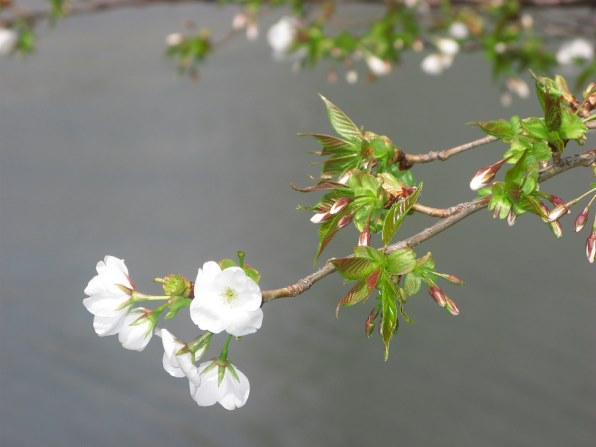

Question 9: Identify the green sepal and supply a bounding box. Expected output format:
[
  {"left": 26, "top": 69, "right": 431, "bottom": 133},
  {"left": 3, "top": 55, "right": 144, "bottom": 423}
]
[
  {"left": 219, "top": 258, "right": 237, "bottom": 269},
  {"left": 164, "top": 296, "right": 192, "bottom": 320},
  {"left": 319, "top": 95, "right": 363, "bottom": 143},
  {"left": 226, "top": 362, "right": 241, "bottom": 383},
  {"left": 382, "top": 183, "right": 422, "bottom": 245},
  {"left": 218, "top": 363, "right": 226, "bottom": 386},
  {"left": 243, "top": 264, "right": 261, "bottom": 284}
]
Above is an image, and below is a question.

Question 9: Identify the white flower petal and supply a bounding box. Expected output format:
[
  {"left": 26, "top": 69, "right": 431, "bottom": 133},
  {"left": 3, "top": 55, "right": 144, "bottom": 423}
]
[
  {"left": 190, "top": 362, "right": 250, "bottom": 410},
  {"left": 117, "top": 309, "right": 152, "bottom": 351},
  {"left": 92, "top": 313, "right": 126, "bottom": 337},
  {"left": 226, "top": 308, "right": 263, "bottom": 337}
]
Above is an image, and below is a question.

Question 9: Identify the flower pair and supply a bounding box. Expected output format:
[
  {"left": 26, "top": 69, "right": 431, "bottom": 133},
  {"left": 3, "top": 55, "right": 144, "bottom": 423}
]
[{"left": 160, "top": 329, "right": 250, "bottom": 410}]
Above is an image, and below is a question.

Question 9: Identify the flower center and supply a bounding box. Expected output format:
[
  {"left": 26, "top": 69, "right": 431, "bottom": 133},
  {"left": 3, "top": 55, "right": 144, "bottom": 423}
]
[{"left": 221, "top": 286, "right": 238, "bottom": 303}]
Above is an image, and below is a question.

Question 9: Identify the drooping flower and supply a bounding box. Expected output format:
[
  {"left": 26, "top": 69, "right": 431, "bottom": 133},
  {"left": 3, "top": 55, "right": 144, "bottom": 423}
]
[
  {"left": 190, "top": 262, "right": 263, "bottom": 337},
  {"left": 83, "top": 256, "right": 134, "bottom": 336},
  {"left": 506, "top": 77, "right": 530, "bottom": 99},
  {"left": 189, "top": 361, "right": 250, "bottom": 410},
  {"left": 556, "top": 39, "right": 594, "bottom": 65},
  {"left": 0, "top": 28, "right": 17, "bottom": 56},
  {"left": 158, "top": 328, "right": 203, "bottom": 385},
  {"left": 118, "top": 308, "right": 154, "bottom": 351}
]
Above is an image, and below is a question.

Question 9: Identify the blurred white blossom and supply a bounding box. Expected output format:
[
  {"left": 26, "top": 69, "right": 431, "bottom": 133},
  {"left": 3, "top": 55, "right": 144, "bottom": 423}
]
[
  {"left": 366, "top": 55, "right": 392, "bottom": 76},
  {"left": 506, "top": 77, "right": 530, "bottom": 99},
  {"left": 421, "top": 53, "right": 453, "bottom": 75},
  {"left": 345, "top": 70, "right": 358, "bottom": 84},
  {"left": 448, "top": 22, "right": 468, "bottom": 40},
  {"left": 165, "top": 33, "right": 184, "bottom": 47},
  {"left": 436, "top": 38, "right": 459, "bottom": 56},
  {"left": 556, "top": 38, "right": 594, "bottom": 65},
  {"left": 0, "top": 28, "right": 17, "bottom": 56},
  {"left": 267, "top": 16, "right": 297, "bottom": 58},
  {"left": 190, "top": 261, "right": 263, "bottom": 337},
  {"left": 159, "top": 328, "right": 203, "bottom": 385}
]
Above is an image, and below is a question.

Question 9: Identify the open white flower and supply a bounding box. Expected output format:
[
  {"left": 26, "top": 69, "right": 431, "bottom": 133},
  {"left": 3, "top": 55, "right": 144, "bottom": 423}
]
[
  {"left": 267, "top": 16, "right": 297, "bottom": 57},
  {"left": 190, "top": 262, "right": 263, "bottom": 337},
  {"left": 117, "top": 308, "right": 153, "bottom": 351},
  {"left": 556, "top": 38, "right": 594, "bottom": 65},
  {"left": 83, "top": 256, "right": 134, "bottom": 336},
  {"left": 448, "top": 22, "right": 468, "bottom": 40},
  {"left": 159, "top": 328, "right": 202, "bottom": 385},
  {"left": 436, "top": 38, "right": 459, "bottom": 57},
  {"left": 0, "top": 28, "right": 17, "bottom": 56},
  {"left": 189, "top": 361, "right": 250, "bottom": 410}
]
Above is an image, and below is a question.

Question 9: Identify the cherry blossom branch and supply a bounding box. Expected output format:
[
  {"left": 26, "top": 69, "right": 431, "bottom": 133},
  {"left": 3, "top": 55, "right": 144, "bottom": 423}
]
[
  {"left": 0, "top": 0, "right": 593, "bottom": 27},
  {"left": 261, "top": 147, "right": 596, "bottom": 303}
]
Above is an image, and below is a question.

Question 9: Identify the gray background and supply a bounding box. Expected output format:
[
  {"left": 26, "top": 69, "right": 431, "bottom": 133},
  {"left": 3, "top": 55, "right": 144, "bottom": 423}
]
[{"left": 1, "top": 5, "right": 594, "bottom": 447}]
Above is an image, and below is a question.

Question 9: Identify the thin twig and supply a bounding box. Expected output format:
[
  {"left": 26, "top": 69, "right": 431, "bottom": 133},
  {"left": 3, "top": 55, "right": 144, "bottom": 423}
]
[
  {"left": 403, "top": 135, "right": 498, "bottom": 164},
  {"left": 261, "top": 148, "right": 596, "bottom": 303}
]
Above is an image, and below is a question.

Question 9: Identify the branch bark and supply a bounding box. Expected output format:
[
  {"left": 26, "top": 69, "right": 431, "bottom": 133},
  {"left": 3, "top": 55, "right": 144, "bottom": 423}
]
[{"left": 261, "top": 147, "right": 596, "bottom": 303}]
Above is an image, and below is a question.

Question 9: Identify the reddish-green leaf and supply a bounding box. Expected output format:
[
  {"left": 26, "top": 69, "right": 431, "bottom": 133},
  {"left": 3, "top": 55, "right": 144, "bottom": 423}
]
[
  {"left": 290, "top": 182, "right": 349, "bottom": 193},
  {"left": 382, "top": 183, "right": 422, "bottom": 245},
  {"left": 331, "top": 257, "right": 376, "bottom": 280},
  {"left": 300, "top": 133, "right": 355, "bottom": 154},
  {"left": 335, "top": 269, "right": 380, "bottom": 316},
  {"left": 474, "top": 119, "right": 515, "bottom": 140},
  {"left": 380, "top": 284, "right": 398, "bottom": 361}
]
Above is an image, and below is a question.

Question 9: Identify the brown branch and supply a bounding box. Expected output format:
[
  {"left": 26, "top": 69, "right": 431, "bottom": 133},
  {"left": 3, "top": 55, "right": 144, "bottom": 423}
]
[
  {"left": 261, "top": 148, "right": 596, "bottom": 303},
  {"left": 403, "top": 135, "right": 498, "bottom": 165}
]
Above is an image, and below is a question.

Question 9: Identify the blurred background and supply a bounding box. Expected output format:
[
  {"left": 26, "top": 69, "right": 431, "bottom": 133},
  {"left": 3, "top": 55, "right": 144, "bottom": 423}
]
[{"left": 0, "top": 4, "right": 594, "bottom": 447}]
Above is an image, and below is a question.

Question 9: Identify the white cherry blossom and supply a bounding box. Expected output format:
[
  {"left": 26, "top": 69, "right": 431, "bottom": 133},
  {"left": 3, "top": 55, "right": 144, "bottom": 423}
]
[
  {"left": 83, "top": 256, "right": 134, "bottom": 336},
  {"left": 267, "top": 16, "right": 297, "bottom": 57},
  {"left": 436, "top": 38, "right": 459, "bottom": 56},
  {"left": 421, "top": 53, "right": 453, "bottom": 75},
  {"left": 159, "top": 328, "right": 202, "bottom": 385},
  {"left": 117, "top": 308, "right": 153, "bottom": 351},
  {"left": 190, "top": 262, "right": 263, "bottom": 337},
  {"left": 189, "top": 361, "right": 250, "bottom": 410},
  {"left": 366, "top": 55, "right": 392, "bottom": 77},
  {"left": 448, "top": 22, "right": 468, "bottom": 40}
]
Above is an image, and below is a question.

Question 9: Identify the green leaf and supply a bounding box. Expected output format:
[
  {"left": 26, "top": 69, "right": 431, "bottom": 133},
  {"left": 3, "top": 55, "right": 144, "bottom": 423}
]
[
  {"left": 544, "top": 90, "right": 562, "bottom": 131},
  {"left": 314, "top": 212, "right": 344, "bottom": 263},
  {"left": 353, "top": 246, "right": 383, "bottom": 263},
  {"left": 380, "top": 284, "right": 398, "bottom": 361},
  {"left": 385, "top": 248, "right": 417, "bottom": 275},
  {"left": 403, "top": 272, "right": 421, "bottom": 296},
  {"left": 331, "top": 257, "right": 377, "bottom": 280},
  {"left": 474, "top": 119, "right": 515, "bottom": 140},
  {"left": 559, "top": 108, "right": 588, "bottom": 141},
  {"left": 319, "top": 95, "right": 363, "bottom": 143},
  {"left": 521, "top": 118, "right": 548, "bottom": 140},
  {"left": 382, "top": 183, "right": 422, "bottom": 245},
  {"left": 335, "top": 269, "right": 381, "bottom": 316}
]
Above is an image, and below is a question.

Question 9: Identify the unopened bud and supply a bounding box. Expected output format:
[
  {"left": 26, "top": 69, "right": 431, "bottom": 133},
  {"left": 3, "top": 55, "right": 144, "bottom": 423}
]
[
  {"left": 440, "top": 274, "right": 465, "bottom": 285},
  {"left": 337, "top": 212, "right": 354, "bottom": 229},
  {"left": 574, "top": 207, "right": 589, "bottom": 232},
  {"left": 445, "top": 297, "right": 460, "bottom": 316},
  {"left": 586, "top": 231, "right": 596, "bottom": 263},
  {"left": 469, "top": 158, "right": 507, "bottom": 191},
  {"left": 428, "top": 285, "right": 446, "bottom": 307},
  {"left": 330, "top": 197, "right": 351, "bottom": 215},
  {"left": 338, "top": 170, "right": 354, "bottom": 185},
  {"left": 365, "top": 308, "right": 379, "bottom": 337},
  {"left": 549, "top": 220, "right": 563, "bottom": 239},
  {"left": 161, "top": 274, "right": 193, "bottom": 297},
  {"left": 548, "top": 194, "right": 566, "bottom": 208},
  {"left": 547, "top": 204, "right": 569, "bottom": 222},
  {"left": 310, "top": 212, "right": 331, "bottom": 224},
  {"left": 358, "top": 227, "right": 371, "bottom": 247},
  {"left": 507, "top": 210, "right": 517, "bottom": 227}
]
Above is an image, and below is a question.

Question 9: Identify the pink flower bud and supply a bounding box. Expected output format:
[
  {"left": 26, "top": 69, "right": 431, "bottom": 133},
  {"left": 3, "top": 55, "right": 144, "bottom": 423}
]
[
  {"left": 428, "top": 286, "right": 446, "bottom": 307},
  {"left": 330, "top": 197, "right": 351, "bottom": 215},
  {"left": 548, "top": 194, "right": 566, "bottom": 208},
  {"left": 547, "top": 204, "right": 568, "bottom": 222},
  {"left": 445, "top": 297, "right": 460, "bottom": 316},
  {"left": 507, "top": 210, "right": 517, "bottom": 227},
  {"left": 337, "top": 212, "right": 354, "bottom": 229},
  {"left": 310, "top": 212, "right": 331, "bottom": 224},
  {"left": 365, "top": 308, "right": 379, "bottom": 338},
  {"left": 586, "top": 231, "right": 596, "bottom": 263},
  {"left": 469, "top": 158, "right": 507, "bottom": 191},
  {"left": 574, "top": 207, "right": 589, "bottom": 232},
  {"left": 442, "top": 274, "right": 465, "bottom": 285}
]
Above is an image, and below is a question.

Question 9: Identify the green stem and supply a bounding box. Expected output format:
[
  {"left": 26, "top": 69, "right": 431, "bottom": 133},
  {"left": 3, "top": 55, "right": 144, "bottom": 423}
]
[
  {"left": 131, "top": 291, "right": 170, "bottom": 302},
  {"left": 569, "top": 187, "right": 596, "bottom": 206},
  {"left": 219, "top": 335, "right": 233, "bottom": 363}
]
